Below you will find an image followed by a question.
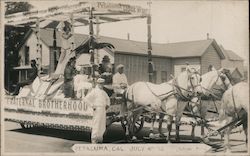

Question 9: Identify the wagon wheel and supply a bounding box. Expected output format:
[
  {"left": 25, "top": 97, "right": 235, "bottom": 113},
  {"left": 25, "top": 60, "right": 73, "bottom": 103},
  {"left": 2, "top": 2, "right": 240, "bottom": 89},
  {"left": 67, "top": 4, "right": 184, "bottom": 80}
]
[
  {"left": 133, "top": 116, "right": 144, "bottom": 134},
  {"left": 20, "top": 123, "right": 26, "bottom": 129},
  {"left": 121, "top": 115, "right": 144, "bottom": 134},
  {"left": 121, "top": 117, "right": 128, "bottom": 131}
]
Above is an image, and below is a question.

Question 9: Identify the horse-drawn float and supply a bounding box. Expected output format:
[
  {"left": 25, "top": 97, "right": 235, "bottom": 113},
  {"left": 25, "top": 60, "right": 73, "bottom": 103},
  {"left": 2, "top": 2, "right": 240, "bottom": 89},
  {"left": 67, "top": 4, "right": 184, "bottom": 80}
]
[
  {"left": 3, "top": 76, "right": 127, "bottom": 132},
  {"left": 3, "top": 65, "right": 201, "bottom": 137}
]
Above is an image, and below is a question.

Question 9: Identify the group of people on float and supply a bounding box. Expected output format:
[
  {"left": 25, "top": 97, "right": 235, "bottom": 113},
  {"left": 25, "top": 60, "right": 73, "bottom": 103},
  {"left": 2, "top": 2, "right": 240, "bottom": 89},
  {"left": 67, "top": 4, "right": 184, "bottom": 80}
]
[
  {"left": 63, "top": 56, "right": 128, "bottom": 144},
  {"left": 63, "top": 56, "right": 128, "bottom": 99},
  {"left": 11, "top": 56, "right": 128, "bottom": 144}
]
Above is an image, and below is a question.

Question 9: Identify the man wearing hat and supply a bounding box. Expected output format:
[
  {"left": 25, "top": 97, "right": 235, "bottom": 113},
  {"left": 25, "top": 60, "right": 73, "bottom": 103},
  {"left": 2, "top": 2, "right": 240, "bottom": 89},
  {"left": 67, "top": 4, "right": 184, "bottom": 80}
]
[
  {"left": 64, "top": 57, "right": 77, "bottom": 98},
  {"left": 112, "top": 64, "right": 128, "bottom": 95},
  {"left": 85, "top": 78, "right": 110, "bottom": 143}
]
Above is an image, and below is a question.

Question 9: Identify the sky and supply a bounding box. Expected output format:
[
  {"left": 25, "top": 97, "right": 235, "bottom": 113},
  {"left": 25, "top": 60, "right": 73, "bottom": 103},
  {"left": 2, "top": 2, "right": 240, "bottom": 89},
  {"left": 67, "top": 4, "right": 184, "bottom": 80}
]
[{"left": 29, "top": 1, "right": 249, "bottom": 64}]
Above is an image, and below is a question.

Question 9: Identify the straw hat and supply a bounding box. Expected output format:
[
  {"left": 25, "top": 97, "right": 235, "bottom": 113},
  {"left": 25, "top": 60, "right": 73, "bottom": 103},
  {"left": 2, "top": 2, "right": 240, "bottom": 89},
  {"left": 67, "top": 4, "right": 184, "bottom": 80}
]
[
  {"left": 96, "top": 78, "right": 105, "bottom": 84},
  {"left": 116, "top": 64, "right": 124, "bottom": 70}
]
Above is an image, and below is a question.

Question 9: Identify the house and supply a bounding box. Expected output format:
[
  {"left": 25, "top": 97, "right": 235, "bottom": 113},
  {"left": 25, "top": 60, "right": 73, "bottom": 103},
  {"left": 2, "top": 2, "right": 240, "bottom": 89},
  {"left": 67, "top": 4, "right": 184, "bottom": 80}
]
[
  {"left": 224, "top": 67, "right": 243, "bottom": 84},
  {"left": 15, "top": 28, "right": 113, "bottom": 81},
  {"left": 98, "top": 37, "right": 225, "bottom": 83},
  {"left": 220, "top": 46, "right": 244, "bottom": 75},
  {"left": 16, "top": 28, "right": 225, "bottom": 84}
]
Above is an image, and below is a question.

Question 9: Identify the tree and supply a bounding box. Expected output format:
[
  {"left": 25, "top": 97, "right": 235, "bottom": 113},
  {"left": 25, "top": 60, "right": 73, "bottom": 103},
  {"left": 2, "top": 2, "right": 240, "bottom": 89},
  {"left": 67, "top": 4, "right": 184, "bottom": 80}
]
[
  {"left": 4, "top": 2, "right": 33, "bottom": 92},
  {"left": 5, "top": 2, "right": 33, "bottom": 15},
  {"left": 5, "top": 25, "right": 31, "bottom": 92}
]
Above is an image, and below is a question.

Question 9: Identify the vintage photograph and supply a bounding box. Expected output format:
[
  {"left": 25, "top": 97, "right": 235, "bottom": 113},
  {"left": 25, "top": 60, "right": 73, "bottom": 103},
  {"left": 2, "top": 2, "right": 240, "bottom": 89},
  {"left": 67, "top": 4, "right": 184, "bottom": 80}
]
[{"left": 1, "top": 0, "right": 249, "bottom": 155}]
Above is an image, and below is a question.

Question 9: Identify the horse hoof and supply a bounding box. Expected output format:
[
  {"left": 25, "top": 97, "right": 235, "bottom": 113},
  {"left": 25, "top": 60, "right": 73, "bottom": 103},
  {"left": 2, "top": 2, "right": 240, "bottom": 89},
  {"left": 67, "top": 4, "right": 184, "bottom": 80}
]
[
  {"left": 224, "top": 148, "right": 231, "bottom": 153},
  {"left": 149, "top": 133, "right": 154, "bottom": 139},
  {"left": 132, "top": 136, "right": 137, "bottom": 141},
  {"left": 125, "top": 135, "right": 130, "bottom": 140}
]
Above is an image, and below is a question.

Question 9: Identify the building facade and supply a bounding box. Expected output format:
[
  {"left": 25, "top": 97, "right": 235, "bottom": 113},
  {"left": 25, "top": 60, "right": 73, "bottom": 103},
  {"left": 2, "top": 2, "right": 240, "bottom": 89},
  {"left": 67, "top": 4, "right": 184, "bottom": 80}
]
[
  {"left": 220, "top": 46, "right": 244, "bottom": 75},
  {"left": 111, "top": 38, "right": 225, "bottom": 84},
  {"left": 16, "top": 28, "right": 226, "bottom": 84}
]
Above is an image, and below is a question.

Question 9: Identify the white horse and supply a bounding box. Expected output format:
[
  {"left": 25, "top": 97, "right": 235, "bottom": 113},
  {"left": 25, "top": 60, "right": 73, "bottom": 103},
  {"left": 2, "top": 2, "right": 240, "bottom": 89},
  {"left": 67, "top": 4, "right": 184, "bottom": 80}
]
[
  {"left": 188, "top": 68, "right": 233, "bottom": 140},
  {"left": 219, "top": 82, "right": 248, "bottom": 152},
  {"left": 124, "top": 68, "right": 202, "bottom": 142},
  {"left": 204, "top": 82, "right": 248, "bottom": 152}
]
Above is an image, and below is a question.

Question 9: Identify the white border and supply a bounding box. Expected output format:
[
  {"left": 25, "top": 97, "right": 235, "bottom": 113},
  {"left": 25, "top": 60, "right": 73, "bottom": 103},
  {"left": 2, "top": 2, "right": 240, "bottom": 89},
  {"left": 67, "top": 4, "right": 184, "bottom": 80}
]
[{"left": 1, "top": 0, "right": 249, "bottom": 156}]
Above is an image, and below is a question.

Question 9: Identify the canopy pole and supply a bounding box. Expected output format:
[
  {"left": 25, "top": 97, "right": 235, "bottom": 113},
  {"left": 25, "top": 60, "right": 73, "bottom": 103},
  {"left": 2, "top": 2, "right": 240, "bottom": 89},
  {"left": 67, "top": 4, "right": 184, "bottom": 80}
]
[
  {"left": 89, "top": 6, "right": 96, "bottom": 85},
  {"left": 51, "top": 28, "right": 57, "bottom": 76},
  {"left": 70, "top": 13, "right": 75, "bottom": 53},
  {"left": 35, "top": 18, "right": 42, "bottom": 73},
  {"left": 95, "top": 16, "right": 100, "bottom": 65},
  {"left": 147, "top": 1, "right": 154, "bottom": 83}
]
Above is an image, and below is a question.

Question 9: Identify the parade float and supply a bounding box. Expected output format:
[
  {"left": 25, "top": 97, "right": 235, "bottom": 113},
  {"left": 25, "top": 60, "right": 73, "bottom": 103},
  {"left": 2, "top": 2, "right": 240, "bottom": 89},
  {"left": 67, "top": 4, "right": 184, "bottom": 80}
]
[{"left": 4, "top": 2, "right": 148, "bottom": 132}]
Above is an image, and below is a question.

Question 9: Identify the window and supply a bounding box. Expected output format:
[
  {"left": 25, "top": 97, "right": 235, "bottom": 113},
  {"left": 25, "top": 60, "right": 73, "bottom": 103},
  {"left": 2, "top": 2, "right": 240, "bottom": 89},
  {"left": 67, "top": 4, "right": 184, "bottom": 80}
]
[
  {"left": 24, "top": 46, "right": 29, "bottom": 65},
  {"left": 161, "top": 71, "right": 167, "bottom": 82},
  {"left": 152, "top": 71, "right": 157, "bottom": 83},
  {"left": 181, "top": 67, "right": 186, "bottom": 72}
]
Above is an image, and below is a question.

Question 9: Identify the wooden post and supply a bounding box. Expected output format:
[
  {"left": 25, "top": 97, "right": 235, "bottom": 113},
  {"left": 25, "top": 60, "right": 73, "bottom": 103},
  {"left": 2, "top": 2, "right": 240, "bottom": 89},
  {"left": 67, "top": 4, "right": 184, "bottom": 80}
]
[
  {"left": 52, "top": 28, "right": 57, "bottom": 73},
  {"left": 95, "top": 16, "right": 100, "bottom": 65},
  {"left": 147, "top": 1, "right": 154, "bottom": 83},
  {"left": 89, "top": 7, "right": 96, "bottom": 85},
  {"left": 70, "top": 13, "right": 75, "bottom": 52},
  {"left": 35, "top": 18, "right": 42, "bottom": 72}
]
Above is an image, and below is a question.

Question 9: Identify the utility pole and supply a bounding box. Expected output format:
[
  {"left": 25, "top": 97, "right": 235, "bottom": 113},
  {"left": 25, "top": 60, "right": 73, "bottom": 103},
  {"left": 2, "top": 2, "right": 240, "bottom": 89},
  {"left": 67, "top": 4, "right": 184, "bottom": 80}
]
[{"left": 147, "top": 1, "right": 154, "bottom": 83}]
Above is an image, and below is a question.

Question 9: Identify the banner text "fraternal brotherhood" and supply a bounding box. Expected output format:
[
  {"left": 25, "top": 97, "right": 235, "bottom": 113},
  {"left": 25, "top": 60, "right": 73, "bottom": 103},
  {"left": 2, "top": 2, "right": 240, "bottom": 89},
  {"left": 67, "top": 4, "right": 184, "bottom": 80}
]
[{"left": 5, "top": 97, "right": 88, "bottom": 112}]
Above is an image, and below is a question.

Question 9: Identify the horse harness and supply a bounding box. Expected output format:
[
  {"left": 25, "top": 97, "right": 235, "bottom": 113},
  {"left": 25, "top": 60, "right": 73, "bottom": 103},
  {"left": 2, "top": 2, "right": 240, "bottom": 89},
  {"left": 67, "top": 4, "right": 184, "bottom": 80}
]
[
  {"left": 143, "top": 75, "right": 197, "bottom": 113},
  {"left": 231, "top": 87, "right": 240, "bottom": 120},
  {"left": 125, "top": 71, "right": 200, "bottom": 116},
  {"left": 207, "top": 71, "right": 230, "bottom": 99},
  {"left": 198, "top": 70, "right": 232, "bottom": 115}
]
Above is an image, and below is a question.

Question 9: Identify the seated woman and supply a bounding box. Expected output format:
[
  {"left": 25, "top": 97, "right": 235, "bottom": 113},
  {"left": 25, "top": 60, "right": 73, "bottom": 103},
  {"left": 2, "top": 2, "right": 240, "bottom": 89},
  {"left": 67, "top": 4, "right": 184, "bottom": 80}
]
[
  {"left": 100, "top": 64, "right": 113, "bottom": 97},
  {"left": 74, "top": 67, "right": 92, "bottom": 98}
]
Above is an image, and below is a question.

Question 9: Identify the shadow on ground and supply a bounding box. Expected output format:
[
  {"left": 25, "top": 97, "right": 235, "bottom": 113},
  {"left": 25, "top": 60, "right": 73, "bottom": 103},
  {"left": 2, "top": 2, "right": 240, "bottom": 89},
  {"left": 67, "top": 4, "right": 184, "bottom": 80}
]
[{"left": 10, "top": 125, "right": 203, "bottom": 144}]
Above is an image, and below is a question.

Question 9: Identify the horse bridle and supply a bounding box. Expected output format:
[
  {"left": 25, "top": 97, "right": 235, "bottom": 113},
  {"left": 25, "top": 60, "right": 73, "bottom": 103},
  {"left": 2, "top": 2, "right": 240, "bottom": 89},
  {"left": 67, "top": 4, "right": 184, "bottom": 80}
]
[
  {"left": 187, "top": 70, "right": 202, "bottom": 95},
  {"left": 188, "top": 70, "right": 232, "bottom": 127},
  {"left": 170, "top": 69, "right": 202, "bottom": 101},
  {"left": 208, "top": 70, "right": 231, "bottom": 96}
]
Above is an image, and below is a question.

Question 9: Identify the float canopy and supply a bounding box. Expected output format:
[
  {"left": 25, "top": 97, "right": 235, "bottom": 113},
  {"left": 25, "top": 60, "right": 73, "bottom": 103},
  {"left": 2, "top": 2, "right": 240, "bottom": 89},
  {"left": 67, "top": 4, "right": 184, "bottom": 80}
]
[{"left": 5, "top": 2, "right": 148, "bottom": 27}]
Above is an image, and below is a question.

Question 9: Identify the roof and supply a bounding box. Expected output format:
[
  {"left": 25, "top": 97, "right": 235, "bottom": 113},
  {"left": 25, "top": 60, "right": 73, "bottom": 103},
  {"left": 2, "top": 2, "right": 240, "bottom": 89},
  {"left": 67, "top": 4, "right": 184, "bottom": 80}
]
[
  {"left": 99, "top": 36, "right": 225, "bottom": 58},
  {"left": 23, "top": 28, "right": 225, "bottom": 59},
  {"left": 225, "top": 67, "right": 243, "bottom": 78},
  {"left": 220, "top": 45, "right": 243, "bottom": 61},
  {"left": 225, "top": 50, "right": 243, "bottom": 61}
]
